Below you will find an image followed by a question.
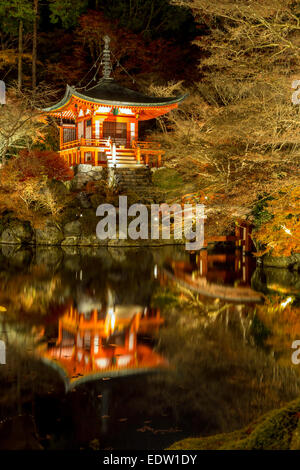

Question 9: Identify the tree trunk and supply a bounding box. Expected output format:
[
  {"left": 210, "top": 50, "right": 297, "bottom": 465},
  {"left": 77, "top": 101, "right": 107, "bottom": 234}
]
[
  {"left": 32, "top": 0, "right": 38, "bottom": 89},
  {"left": 18, "top": 20, "right": 23, "bottom": 90}
]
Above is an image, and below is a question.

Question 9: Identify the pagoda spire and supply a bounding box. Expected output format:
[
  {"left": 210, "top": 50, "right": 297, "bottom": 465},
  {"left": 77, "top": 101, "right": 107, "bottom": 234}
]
[{"left": 102, "top": 35, "right": 112, "bottom": 79}]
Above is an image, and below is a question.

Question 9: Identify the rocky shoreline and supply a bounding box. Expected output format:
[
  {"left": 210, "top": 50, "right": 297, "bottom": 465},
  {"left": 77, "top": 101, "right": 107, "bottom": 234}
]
[
  {"left": 0, "top": 219, "right": 186, "bottom": 247},
  {"left": 261, "top": 253, "right": 300, "bottom": 271},
  {"left": 0, "top": 219, "right": 299, "bottom": 272},
  {"left": 0, "top": 165, "right": 298, "bottom": 266}
]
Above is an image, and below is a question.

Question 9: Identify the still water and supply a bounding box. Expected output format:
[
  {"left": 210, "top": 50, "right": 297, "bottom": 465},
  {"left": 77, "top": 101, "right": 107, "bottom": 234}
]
[{"left": 0, "top": 245, "right": 299, "bottom": 450}]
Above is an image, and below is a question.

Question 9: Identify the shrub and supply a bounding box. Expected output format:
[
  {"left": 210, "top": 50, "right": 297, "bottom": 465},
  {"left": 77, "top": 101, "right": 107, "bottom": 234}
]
[{"left": 3, "top": 150, "right": 73, "bottom": 182}]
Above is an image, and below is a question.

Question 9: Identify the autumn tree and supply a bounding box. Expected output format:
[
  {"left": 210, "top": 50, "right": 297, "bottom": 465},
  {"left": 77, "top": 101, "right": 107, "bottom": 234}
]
[
  {"left": 0, "top": 0, "right": 33, "bottom": 89},
  {"left": 252, "top": 186, "right": 300, "bottom": 256},
  {"left": 0, "top": 149, "right": 73, "bottom": 224},
  {"left": 48, "top": 0, "right": 88, "bottom": 29},
  {"left": 152, "top": 0, "right": 300, "bottom": 240},
  {"left": 167, "top": 0, "right": 300, "bottom": 159},
  {"left": 0, "top": 83, "right": 58, "bottom": 163},
  {"left": 9, "top": 149, "right": 73, "bottom": 181},
  {"left": 32, "top": 0, "right": 38, "bottom": 89},
  {"left": 99, "top": 0, "right": 196, "bottom": 41}
]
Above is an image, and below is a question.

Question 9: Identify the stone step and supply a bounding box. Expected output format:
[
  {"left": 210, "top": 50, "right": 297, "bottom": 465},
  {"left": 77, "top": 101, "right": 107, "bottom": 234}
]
[
  {"left": 116, "top": 173, "right": 150, "bottom": 178},
  {"left": 119, "top": 179, "right": 150, "bottom": 182},
  {"left": 108, "top": 162, "right": 139, "bottom": 166},
  {"left": 113, "top": 171, "right": 149, "bottom": 175},
  {"left": 113, "top": 168, "right": 152, "bottom": 187},
  {"left": 116, "top": 174, "right": 151, "bottom": 179},
  {"left": 108, "top": 164, "right": 143, "bottom": 168},
  {"left": 113, "top": 168, "right": 151, "bottom": 174}
]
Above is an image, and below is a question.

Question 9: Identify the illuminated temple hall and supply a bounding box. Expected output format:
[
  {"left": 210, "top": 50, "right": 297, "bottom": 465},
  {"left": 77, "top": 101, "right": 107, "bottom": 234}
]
[
  {"left": 41, "top": 301, "right": 166, "bottom": 390},
  {"left": 43, "top": 36, "right": 187, "bottom": 168}
]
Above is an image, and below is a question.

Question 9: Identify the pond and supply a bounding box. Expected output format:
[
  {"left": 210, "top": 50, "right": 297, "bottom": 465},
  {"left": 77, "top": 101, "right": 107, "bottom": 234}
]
[{"left": 0, "top": 245, "right": 299, "bottom": 450}]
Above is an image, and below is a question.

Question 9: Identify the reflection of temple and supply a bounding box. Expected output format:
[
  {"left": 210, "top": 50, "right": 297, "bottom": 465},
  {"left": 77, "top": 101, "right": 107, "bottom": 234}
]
[
  {"left": 166, "top": 250, "right": 256, "bottom": 286},
  {"left": 191, "top": 250, "right": 255, "bottom": 286},
  {"left": 162, "top": 250, "right": 263, "bottom": 303},
  {"left": 42, "top": 303, "right": 166, "bottom": 389}
]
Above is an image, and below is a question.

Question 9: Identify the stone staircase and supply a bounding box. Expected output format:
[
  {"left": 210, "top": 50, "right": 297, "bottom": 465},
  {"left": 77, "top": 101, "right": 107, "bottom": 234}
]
[
  {"left": 106, "top": 148, "right": 142, "bottom": 167},
  {"left": 112, "top": 167, "right": 152, "bottom": 193}
]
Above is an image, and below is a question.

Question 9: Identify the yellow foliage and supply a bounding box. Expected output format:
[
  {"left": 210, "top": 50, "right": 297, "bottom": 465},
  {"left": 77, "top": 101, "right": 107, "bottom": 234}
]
[
  {"left": 255, "top": 298, "right": 300, "bottom": 367},
  {"left": 254, "top": 186, "right": 300, "bottom": 256}
]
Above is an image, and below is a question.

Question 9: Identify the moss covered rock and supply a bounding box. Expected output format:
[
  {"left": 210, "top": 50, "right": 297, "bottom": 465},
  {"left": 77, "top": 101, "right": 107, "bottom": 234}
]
[
  {"left": 263, "top": 254, "right": 300, "bottom": 270},
  {"left": 1, "top": 220, "right": 33, "bottom": 244},
  {"left": 168, "top": 398, "right": 300, "bottom": 450},
  {"left": 63, "top": 220, "right": 81, "bottom": 237},
  {"left": 35, "top": 222, "right": 64, "bottom": 245}
]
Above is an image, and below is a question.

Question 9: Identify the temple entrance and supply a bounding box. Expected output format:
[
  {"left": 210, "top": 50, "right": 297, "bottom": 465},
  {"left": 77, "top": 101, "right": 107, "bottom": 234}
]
[{"left": 103, "top": 121, "right": 127, "bottom": 147}]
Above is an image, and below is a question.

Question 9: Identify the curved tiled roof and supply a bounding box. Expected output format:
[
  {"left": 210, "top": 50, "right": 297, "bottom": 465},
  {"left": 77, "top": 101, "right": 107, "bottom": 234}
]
[{"left": 43, "top": 78, "right": 188, "bottom": 111}]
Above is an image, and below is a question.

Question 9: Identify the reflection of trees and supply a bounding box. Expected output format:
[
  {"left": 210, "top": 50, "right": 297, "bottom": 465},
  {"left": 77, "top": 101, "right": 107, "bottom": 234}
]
[
  {"left": 133, "top": 290, "right": 300, "bottom": 439},
  {"left": 253, "top": 299, "right": 300, "bottom": 366},
  {"left": 0, "top": 271, "right": 68, "bottom": 320},
  {"left": 0, "top": 247, "right": 158, "bottom": 324},
  {"left": 2, "top": 246, "right": 299, "bottom": 447}
]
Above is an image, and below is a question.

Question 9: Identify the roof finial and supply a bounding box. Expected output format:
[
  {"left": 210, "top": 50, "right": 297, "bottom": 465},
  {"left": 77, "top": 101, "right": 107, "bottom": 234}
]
[{"left": 102, "top": 35, "right": 112, "bottom": 79}]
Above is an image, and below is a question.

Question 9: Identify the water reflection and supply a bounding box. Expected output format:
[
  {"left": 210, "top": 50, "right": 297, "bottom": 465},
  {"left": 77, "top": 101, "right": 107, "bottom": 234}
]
[
  {"left": 42, "top": 303, "right": 166, "bottom": 391},
  {"left": 162, "top": 249, "right": 263, "bottom": 302},
  {"left": 0, "top": 245, "right": 299, "bottom": 449}
]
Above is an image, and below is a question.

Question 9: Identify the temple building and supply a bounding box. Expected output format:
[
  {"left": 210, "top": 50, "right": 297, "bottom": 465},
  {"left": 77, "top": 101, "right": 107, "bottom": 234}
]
[{"left": 43, "top": 36, "right": 187, "bottom": 168}]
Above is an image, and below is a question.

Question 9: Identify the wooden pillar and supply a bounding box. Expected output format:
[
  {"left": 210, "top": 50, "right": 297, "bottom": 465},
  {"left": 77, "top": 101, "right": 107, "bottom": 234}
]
[
  {"left": 235, "top": 220, "right": 253, "bottom": 253},
  {"left": 92, "top": 116, "right": 95, "bottom": 140},
  {"left": 126, "top": 121, "right": 131, "bottom": 147},
  {"left": 100, "top": 120, "right": 103, "bottom": 139},
  {"left": 137, "top": 146, "right": 141, "bottom": 164},
  {"left": 235, "top": 222, "right": 243, "bottom": 248},
  {"left": 59, "top": 127, "right": 63, "bottom": 149},
  {"left": 244, "top": 224, "right": 253, "bottom": 252},
  {"left": 199, "top": 249, "right": 208, "bottom": 276},
  {"left": 135, "top": 118, "right": 139, "bottom": 141}
]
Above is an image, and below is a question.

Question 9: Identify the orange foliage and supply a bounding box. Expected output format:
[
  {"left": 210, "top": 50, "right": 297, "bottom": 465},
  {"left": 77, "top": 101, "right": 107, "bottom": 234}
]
[
  {"left": 2, "top": 150, "right": 73, "bottom": 182},
  {"left": 255, "top": 298, "right": 300, "bottom": 365},
  {"left": 253, "top": 186, "right": 300, "bottom": 257},
  {"left": 0, "top": 151, "right": 73, "bottom": 226}
]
